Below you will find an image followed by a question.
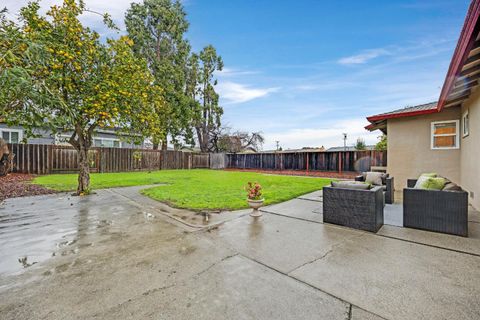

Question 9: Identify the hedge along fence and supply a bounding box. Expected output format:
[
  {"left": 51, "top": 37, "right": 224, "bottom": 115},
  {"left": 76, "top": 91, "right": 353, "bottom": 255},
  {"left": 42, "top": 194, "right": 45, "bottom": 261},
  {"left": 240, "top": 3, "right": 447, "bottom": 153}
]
[
  {"left": 225, "top": 150, "right": 387, "bottom": 173},
  {"left": 7, "top": 143, "right": 210, "bottom": 174}
]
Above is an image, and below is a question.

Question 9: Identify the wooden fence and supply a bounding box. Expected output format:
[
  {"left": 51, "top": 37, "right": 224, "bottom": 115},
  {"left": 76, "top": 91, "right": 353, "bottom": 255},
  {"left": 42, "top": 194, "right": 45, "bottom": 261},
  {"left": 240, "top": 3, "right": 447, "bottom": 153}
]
[
  {"left": 225, "top": 150, "right": 387, "bottom": 173},
  {"left": 7, "top": 143, "right": 210, "bottom": 174},
  {"left": 6, "top": 143, "right": 386, "bottom": 175}
]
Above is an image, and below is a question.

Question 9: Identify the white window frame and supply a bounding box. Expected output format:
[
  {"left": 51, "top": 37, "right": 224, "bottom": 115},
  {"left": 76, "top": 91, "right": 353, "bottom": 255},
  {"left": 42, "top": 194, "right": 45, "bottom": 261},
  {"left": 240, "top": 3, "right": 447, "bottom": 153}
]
[
  {"left": 55, "top": 134, "right": 72, "bottom": 146},
  {"left": 1, "top": 128, "right": 23, "bottom": 143},
  {"left": 462, "top": 110, "right": 469, "bottom": 138},
  {"left": 431, "top": 120, "right": 460, "bottom": 150},
  {"left": 93, "top": 137, "right": 122, "bottom": 148}
]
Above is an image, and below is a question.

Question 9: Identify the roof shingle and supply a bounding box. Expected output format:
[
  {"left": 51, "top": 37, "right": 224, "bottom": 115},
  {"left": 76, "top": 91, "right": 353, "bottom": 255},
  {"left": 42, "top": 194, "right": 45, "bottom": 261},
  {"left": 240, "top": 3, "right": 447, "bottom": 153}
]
[{"left": 372, "top": 101, "right": 437, "bottom": 118}]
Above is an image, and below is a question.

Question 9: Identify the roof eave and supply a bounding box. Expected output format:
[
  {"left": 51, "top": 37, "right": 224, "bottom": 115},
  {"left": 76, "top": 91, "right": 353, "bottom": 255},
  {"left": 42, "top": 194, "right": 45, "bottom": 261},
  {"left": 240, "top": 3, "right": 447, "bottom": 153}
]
[
  {"left": 437, "top": 0, "right": 480, "bottom": 111},
  {"left": 366, "top": 108, "right": 438, "bottom": 122},
  {"left": 365, "top": 123, "right": 378, "bottom": 131}
]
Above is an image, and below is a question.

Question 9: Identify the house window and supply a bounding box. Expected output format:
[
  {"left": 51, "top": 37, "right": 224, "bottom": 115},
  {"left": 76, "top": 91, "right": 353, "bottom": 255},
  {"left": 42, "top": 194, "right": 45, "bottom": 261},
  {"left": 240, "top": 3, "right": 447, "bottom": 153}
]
[
  {"left": 56, "top": 134, "right": 122, "bottom": 148},
  {"left": 55, "top": 134, "right": 72, "bottom": 146},
  {"left": 431, "top": 120, "right": 459, "bottom": 150},
  {"left": 1, "top": 129, "right": 22, "bottom": 143},
  {"left": 93, "top": 138, "right": 121, "bottom": 148},
  {"left": 462, "top": 110, "right": 469, "bottom": 137}
]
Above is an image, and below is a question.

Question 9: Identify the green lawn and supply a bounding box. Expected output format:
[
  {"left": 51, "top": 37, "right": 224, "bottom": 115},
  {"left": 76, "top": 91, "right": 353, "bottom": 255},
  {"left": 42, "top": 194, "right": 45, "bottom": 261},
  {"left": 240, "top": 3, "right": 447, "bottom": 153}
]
[{"left": 33, "top": 169, "right": 332, "bottom": 210}]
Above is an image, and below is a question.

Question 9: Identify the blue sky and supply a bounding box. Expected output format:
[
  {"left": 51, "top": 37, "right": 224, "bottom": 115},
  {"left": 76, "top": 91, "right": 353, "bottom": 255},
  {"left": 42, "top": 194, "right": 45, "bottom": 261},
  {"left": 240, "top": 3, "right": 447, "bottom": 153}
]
[{"left": 4, "top": 0, "right": 471, "bottom": 149}]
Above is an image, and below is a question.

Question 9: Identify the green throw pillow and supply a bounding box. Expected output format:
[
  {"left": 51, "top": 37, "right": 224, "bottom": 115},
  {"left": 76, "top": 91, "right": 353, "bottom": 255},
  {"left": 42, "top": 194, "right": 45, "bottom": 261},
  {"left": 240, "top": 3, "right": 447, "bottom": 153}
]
[
  {"left": 420, "top": 172, "right": 437, "bottom": 178},
  {"left": 416, "top": 177, "right": 446, "bottom": 190}
]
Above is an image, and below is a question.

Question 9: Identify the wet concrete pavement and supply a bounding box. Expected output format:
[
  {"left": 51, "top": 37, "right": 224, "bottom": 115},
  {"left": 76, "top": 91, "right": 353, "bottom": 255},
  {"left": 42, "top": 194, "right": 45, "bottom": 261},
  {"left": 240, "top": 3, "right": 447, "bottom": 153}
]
[{"left": 1, "top": 187, "right": 480, "bottom": 319}]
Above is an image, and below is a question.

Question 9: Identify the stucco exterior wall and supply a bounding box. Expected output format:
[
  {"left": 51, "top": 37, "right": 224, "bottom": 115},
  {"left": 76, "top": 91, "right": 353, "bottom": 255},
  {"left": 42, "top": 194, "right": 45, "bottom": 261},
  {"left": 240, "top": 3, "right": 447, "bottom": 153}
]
[
  {"left": 387, "top": 107, "right": 461, "bottom": 191},
  {"left": 461, "top": 89, "right": 480, "bottom": 209}
]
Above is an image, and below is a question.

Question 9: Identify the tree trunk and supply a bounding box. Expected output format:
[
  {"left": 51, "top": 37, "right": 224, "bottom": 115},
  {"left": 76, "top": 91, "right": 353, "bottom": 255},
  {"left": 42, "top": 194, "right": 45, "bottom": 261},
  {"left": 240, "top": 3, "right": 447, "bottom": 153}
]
[
  {"left": 161, "top": 138, "right": 168, "bottom": 151},
  {"left": 201, "top": 128, "right": 209, "bottom": 152},
  {"left": 69, "top": 124, "right": 94, "bottom": 195},
  {"left": 152, "top": 136, "right": 160, "bottom": 150},
  {"left": 196, "top": 126, "right": 208, "bottom": 152},
  {"left": 77, "top": 145, "right": 90, "bottom": 195}
]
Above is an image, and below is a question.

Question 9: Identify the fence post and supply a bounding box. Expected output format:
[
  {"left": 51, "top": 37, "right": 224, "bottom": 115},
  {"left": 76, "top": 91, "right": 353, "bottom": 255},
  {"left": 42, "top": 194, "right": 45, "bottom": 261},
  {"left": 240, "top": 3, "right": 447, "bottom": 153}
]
[
  {"left": 98, "top": 148, "right": 102, "bottom": 173},
  {"left": 306, "top": 152, "right": 309, "bottom": 173},
  {"left": 47, "top": 145, "right": 51, "bottom": 174},
  {"left": 370, "top": 150, "right": 374, "bottom": 171},
  {"left": 338, "top": 152, "right": 342, "bottom": 173}
]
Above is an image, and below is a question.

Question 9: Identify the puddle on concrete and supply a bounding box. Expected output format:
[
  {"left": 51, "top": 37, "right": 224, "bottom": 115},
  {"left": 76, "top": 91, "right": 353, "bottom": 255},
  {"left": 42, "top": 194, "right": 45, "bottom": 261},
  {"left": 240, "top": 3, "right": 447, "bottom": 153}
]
[
  {"left": 0, "top": 188, "right": 249, "bottom": 280},
  {"left": 0, "top": 192, "right": 150, "bottom": 278}
]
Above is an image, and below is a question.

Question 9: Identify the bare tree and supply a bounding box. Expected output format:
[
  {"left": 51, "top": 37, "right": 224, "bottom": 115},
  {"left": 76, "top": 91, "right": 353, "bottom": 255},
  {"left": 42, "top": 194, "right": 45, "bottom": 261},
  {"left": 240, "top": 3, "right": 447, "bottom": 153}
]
[{"left": 210, "top": 127, "right": 264, "bottom": 153}]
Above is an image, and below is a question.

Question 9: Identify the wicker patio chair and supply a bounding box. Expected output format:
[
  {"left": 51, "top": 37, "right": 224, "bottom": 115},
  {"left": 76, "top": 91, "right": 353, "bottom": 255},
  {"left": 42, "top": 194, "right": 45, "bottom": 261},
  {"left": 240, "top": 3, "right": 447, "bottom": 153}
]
[
  {"left": 323, "top": 184, "right": 384, "bottom": 233},
  {"left": 355, "top": 173, "right": 394, "bottom": 204}
]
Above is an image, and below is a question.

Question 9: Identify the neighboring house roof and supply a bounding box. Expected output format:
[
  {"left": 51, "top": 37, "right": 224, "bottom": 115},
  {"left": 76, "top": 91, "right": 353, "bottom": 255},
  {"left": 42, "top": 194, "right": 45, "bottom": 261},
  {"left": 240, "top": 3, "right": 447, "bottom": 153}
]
[
  {"left": 242, "top": 147, "right": 258, "bottom": 153},
  {"left": 366, "top": 0, "right": 480, "bottom": 131},
  {"left": 326, "top": 146, "right": 375, "bottom": 152},
  {"left": 1, "top": 122, "right": 141, "bottom": 137},
  {"left": 281, "top": 147, "right": 326, "bottom": 153},
  {"left": 179, "top": 146, "right": 201, "bottom": 152},
  {"left": 259, "top": 147, "right": 326, "bottom": 153}
]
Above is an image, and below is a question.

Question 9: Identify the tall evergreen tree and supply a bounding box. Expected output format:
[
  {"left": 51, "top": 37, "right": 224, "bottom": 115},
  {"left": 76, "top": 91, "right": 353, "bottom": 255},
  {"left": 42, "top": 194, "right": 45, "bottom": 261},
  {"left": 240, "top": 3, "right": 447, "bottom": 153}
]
[
  {"left": 195, "top": 45, "right": 223, "bottom": 152},
  {"left": 125, "top": 0, "right": 193, "bottom": 150}
]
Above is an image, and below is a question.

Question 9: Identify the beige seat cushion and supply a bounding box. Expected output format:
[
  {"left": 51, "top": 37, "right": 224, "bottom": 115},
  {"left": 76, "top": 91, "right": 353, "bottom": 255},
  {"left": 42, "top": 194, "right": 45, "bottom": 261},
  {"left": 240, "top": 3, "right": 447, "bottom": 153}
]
[
  {"left": 331, "top": 181, "right": 370, "bottom": 190},
  {"left": 365, "top": 172, "right": 383, "bottom": 186},
  {"left": 443, "top": 182, "right": 462, "bottom": 191}
]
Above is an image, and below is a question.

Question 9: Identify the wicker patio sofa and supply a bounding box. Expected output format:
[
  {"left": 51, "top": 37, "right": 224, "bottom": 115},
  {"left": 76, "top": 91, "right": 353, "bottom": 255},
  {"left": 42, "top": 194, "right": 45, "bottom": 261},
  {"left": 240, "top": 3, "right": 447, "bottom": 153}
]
[
  {"left": 323, "top": 184, "right": 384, "bottom": 233},
  {"left": 355, "top": 173, "right": 394, "bottom": 204},
  {"left": 403, "top": 179, "right": 468, "bottom": 237}
]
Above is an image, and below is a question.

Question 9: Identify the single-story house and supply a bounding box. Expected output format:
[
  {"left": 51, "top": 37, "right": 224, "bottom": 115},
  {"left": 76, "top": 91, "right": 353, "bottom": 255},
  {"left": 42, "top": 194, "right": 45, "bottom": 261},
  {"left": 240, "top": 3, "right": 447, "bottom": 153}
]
[
  {"left": 262, "top": 147, "right": 326, "bottom": 153},
  {"left": 366, "top": 0, "right": 480, "bottom": 209},
  {"left": 0, "top": 123, "right": 145, "bottom": 148},
  {"left": 326, "top": 146, "right": 375, "bottom": 152}
]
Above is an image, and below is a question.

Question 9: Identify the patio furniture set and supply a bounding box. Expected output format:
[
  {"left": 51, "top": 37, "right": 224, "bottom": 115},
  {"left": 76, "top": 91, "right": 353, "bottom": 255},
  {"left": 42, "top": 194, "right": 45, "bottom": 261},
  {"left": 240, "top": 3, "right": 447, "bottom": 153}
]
[{"left": 322, "top": 172, "right": 469, "bottom": 237}]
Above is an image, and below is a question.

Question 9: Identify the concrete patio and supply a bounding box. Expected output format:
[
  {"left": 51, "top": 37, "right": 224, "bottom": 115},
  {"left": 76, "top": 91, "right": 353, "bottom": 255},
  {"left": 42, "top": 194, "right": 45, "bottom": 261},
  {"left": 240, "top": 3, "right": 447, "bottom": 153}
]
[{"left": 1, "top": 187, "right": 480, "bottom": 319}]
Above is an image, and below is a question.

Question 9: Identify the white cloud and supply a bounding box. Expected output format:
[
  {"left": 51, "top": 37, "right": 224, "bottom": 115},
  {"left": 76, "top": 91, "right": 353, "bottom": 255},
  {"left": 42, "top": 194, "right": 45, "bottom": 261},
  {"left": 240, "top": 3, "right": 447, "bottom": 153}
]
[
  {"left": 263, "top": 118, "right": 380, "bottom": 150},
  {"left": 337, "top": 39, "right": 453, "bottom": 67},
  {"left": 217, "top": 81, "right": 279, "bottom": 104},
  {"left": 338, "top": 48, "right": 390, "bottom": 65},
  {"left": 217, "top": 67, "right": 260, "bottom": 77}
]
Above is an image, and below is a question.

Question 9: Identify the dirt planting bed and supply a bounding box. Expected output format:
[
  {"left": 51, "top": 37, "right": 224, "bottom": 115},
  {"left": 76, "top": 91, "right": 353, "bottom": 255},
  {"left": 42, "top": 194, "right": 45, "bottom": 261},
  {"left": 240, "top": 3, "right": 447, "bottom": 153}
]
[
  {"left": 0, "top": 173, "right": 56, "bottom": 202},
  {"left": 224, "top": 168, "right": 357, "bottom": 179}
]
